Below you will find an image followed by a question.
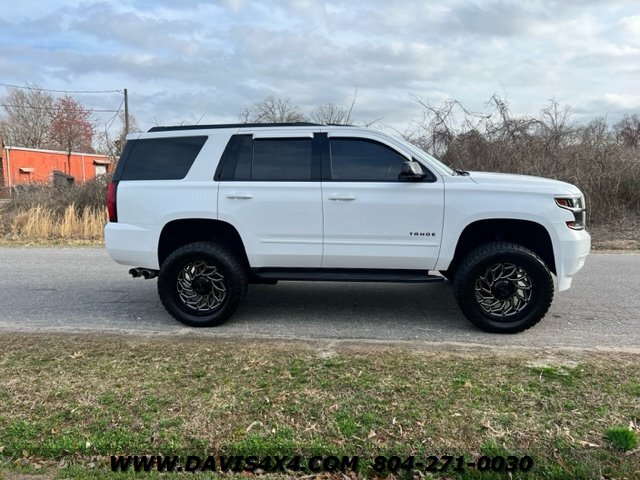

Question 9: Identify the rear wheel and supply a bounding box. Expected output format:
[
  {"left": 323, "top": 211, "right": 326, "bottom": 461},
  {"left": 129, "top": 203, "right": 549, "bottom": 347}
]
[
  {"left": 453, "top": 242, "right": 553, "bottom": 333},
  {"left": 157, "top": 241, "right": 247, "bottom": 327}
]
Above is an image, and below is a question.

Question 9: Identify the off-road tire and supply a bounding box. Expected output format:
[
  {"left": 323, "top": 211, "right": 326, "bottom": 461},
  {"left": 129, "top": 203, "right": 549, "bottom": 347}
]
[
  {"left": 439, "top": 269, "right": 455, "bottom": 281},
  {"left": 453, "top": 241, "right": 553, "bottom": 333},
  {"left": 157, "top": 241, "right": 248, "bottom": 327}
]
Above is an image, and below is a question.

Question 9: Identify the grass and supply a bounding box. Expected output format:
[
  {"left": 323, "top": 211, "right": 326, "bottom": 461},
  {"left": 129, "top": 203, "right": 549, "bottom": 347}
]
[
  {"left": 0, "top": 205, "right": 106, "bottom": 241},
  {"left": 0, "top": 178, "right": 108, "bottom": 243},
  {"left": 0, "top": 334, "right": 639, "bottom": 479},
  {"left": 605, "top": 427, "right": 638, "bottom": 451},
  {"left": 0, "top": 238, "right": 103, "bottom": 247}
]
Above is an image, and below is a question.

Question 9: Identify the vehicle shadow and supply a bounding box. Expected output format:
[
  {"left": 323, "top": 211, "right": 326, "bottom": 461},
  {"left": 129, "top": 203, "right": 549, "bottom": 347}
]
[{"left": 226, "top": 281, "right": 475, "bottom": 336}]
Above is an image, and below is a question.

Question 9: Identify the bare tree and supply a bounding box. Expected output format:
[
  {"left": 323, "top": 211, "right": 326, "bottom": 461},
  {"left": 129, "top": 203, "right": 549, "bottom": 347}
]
[
  {"left": 483, "top": 94, "right": 538, "bottom": 142},
  {"left": 614, "top": 114, "right": 640, "bottom": 149},
  {"left": 0, "top": 85, "right": 54, "bottom": 148},
  {"left": 310, "top": 103, "right": 350, "bottom": 125},
  {"left": 580, "top": 117, "right": 611, "bottom": 147},
  {"left": 95, "top": 112, "right": 141, "bottom": 159},
  {"left": 538, "top": 99, "right": 574, "bottom": 151},
  {"left": 403, "top": 96, "right": 470, "bottom": 157},
  {"left": 239, "top": 96, "right": 306, "bottom": 123},
  {"left": 310, "top": 88, "right": 358, "bottom": 125}
]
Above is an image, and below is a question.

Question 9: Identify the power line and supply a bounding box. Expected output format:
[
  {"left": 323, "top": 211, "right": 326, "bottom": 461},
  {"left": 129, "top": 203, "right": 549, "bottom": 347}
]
[
  {"left": 105, "top": 97, "right": 126, "bottom": 131},
  {"left": 0, "top": 103, "right": 121, "bottom": 113},
  {"left": 0, "top": 83, "right": 123, "bottom": 95}
]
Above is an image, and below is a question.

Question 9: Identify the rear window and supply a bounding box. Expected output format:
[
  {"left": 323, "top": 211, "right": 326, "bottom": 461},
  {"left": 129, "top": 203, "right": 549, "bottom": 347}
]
[{"left": 117, "top": 136, "right": 207, "bottom": 180}]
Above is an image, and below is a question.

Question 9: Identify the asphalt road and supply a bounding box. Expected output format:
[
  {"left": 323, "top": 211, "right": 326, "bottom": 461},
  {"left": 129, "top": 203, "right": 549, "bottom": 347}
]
[{"left": 0, "top": 248, "right": 638, "bottom": 350}]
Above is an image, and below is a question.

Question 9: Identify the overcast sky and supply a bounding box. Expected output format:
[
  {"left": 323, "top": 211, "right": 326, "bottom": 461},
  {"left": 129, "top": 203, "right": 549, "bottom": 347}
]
[{"left": 1, "top": 0, "right": 639, "bottom": 133}]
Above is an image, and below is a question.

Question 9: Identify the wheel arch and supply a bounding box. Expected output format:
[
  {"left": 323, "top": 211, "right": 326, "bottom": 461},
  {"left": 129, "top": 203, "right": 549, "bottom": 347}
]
[
  {"left": 447, "top": 219, "right": 556, "bottom": 276},
  {"left": 157, "top": 218, "right": 249, "bottom": 270}
]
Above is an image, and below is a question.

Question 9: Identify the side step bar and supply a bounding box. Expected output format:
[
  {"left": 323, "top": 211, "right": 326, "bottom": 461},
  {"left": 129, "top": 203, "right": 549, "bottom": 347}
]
[{"left": 251, "top": 268, "right": 444, "bottom": 283}]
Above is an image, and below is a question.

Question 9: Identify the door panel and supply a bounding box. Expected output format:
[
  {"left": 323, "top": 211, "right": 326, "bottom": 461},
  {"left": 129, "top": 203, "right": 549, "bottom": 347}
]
[
  {"left": 322, "top": 182, "right": 443, "bottom": 268},
  {"left": 217, "top": 134, "right": 323, "bottom": 268},
  {"left": 321, "top": 136, "right": 444, "bottom": 269},
  {"left": 219, "top": 182, "right": 323, "bottom": 267}
]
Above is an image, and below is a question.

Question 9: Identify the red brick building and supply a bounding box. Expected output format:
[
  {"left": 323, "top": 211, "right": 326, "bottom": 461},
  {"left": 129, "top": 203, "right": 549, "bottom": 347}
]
[{"left": 0, "top": 146, "right": 113, "bottom": 192}]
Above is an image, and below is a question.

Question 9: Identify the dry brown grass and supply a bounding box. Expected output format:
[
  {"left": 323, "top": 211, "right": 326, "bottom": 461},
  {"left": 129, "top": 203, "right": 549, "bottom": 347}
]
[
  {"left": 0, "top": 205, "right": 106, "bottom": 241},
  {"left": 0, "top": 176, "right": 109, "bottom": 242}
]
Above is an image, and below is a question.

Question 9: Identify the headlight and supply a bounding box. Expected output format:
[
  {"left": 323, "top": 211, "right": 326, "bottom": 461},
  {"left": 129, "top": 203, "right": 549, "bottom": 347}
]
[{"left": 555, "top": 196, "right": 586, "bottom": 230}]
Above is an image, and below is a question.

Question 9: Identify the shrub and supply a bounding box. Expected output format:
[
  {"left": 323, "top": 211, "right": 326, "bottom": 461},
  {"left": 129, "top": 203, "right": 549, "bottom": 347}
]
[
  {"left": 0, "top": 176, "right": 110, "bottom": 240},
  {"left": 404, "top": 96, "right": 640, "bottom": 225},
  {"left": 5, "top": 175, "right": 110, "bottom": 215}
]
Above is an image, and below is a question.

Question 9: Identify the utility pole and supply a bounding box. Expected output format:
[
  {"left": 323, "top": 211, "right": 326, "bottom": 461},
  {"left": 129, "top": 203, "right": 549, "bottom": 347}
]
[{"left": 124, "top": 88, "right": 129, "bottom": 134}]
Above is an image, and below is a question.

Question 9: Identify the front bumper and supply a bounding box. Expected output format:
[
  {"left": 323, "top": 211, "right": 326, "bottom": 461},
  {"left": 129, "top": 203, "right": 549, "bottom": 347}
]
[{"left": 555, "top": 227, "right": 591, "bottom": 291}]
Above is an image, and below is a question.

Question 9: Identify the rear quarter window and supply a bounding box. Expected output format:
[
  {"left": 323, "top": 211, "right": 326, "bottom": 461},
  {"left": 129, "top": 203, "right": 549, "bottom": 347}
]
[{"left": 116, "top": 136, "right": 207, "bottom": 181}]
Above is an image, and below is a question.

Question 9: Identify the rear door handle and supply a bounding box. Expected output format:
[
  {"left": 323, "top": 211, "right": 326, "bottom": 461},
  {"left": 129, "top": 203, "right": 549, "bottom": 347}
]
[
  {"left": 225, "top": 193, "right": 253, "bottom": 200},
  {"left": 328, "top": 194, "right": 356, "bottom": 201}
]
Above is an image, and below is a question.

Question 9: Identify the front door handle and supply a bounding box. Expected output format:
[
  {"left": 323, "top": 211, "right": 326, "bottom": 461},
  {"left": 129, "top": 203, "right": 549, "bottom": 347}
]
[
  {"left": 225, "top": 193, "right": 253, "bottom": 200},
  {"left": 328, "top": 194, "right": 356, "bottom": 201}
]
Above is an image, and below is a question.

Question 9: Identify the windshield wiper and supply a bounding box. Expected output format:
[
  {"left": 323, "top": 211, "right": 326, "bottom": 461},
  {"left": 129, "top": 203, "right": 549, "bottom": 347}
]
[{"left": 452, "top": 167, "right": 470, "bottom": 176}]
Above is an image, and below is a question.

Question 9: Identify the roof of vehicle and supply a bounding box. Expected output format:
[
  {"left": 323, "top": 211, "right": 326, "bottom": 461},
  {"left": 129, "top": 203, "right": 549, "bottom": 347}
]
[{"left": 147, "top": 122, "right": 343, "bottom": 132}]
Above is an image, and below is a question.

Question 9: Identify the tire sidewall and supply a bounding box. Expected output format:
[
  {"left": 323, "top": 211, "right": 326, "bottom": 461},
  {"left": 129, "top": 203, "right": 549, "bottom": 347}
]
[
  {"left": 455, "top": 247, "right": 553, "bottom": 333},
  {"left": 158, "top": 244, "right": 243, "bottom": 327}
]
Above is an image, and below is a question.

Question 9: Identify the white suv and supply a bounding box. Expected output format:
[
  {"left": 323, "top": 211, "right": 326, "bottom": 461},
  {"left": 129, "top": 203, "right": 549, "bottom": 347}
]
[{"left": 105, "top": 122, "right": 591, "bottom": 333}]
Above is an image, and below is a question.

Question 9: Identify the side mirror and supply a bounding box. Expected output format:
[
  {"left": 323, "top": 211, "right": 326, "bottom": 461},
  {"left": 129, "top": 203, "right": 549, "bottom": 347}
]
[{"left": 399, "top": 160, "right": 427, "bottom": 181}]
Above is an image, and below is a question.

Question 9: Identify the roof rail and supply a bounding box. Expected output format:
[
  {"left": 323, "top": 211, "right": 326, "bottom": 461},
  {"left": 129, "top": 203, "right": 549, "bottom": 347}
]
[{"left": 147, "top": 122, "right": 323, "bottom": 132}]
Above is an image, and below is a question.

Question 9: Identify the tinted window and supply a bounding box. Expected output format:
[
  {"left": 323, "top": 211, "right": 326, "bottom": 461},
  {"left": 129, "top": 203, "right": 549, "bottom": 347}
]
[
  {"left": 217, "top": 134, "right": 252, "bottom": 180},
  {"left": 119, "top": 136, "right": 207, "bottom": 180},
  {"left": 330, "top": 138, "right": 408, "bottom": 181},
  {"left": 252, "top": 138, "right": 312, "bottom": 181}
]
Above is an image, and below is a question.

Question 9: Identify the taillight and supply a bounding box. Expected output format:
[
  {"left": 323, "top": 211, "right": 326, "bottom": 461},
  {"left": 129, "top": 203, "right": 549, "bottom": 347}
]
[{"left": 107, "top": 181, "right": 118, "bottom": 223}]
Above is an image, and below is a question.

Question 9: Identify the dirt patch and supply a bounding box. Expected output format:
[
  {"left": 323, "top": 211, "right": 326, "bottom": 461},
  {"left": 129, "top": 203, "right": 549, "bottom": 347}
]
[{"left": 590, "top": 219, "right": 640, "bottom": 250}]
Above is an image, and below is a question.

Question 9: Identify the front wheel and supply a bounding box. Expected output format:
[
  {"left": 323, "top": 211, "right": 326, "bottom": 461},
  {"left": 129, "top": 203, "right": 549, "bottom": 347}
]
[
  {"left": 453, "top": 242, "right": 554, "bottom": 333},
  {"left": 439, "top": 269, "right": 455, "bottom": 281},
  {"left": 157, "top": 241, "right": 247, "bottom": 327}
]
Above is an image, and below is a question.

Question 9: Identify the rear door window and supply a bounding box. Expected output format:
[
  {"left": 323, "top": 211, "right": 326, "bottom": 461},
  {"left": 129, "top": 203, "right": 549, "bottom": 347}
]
[
  {"left": 217, "top": 136, "right": 314, "bottom": 181},
  {"left": 252, "top": 138, "right": 312, "bottom": 181}
]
